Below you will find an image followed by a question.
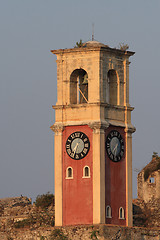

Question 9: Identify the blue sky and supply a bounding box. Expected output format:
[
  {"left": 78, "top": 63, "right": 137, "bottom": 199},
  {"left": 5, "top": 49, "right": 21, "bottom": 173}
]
[{"left": 0, "top": 0, "right": 160, "bottom": 200}]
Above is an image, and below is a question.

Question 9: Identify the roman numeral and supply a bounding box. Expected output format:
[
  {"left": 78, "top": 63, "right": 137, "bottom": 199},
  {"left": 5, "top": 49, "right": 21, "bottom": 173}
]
[
  {"left": 120, "top": 151, "right": 123, "bottom": 157},
  {"left": 75, "top": 154, "right": 79, "bottom": 159},
  {"left": 75, "top": 132, "right": 80, "bottom": 137},
  {"left": 80, "top": 134, "right": 84, "bottom": 138},
  {"left": 85, "top": 143, "right": 89, "bottom": 148},
  {"left": 70, "top": 153, "right": 74, "bottom": 158},
  {"left": 106, "top": 143, "right": 110, "bottom": 148},
  {"left": 83, "top": 148, "right": 87, "bottom": 154},
  {"left": 67, "top": 149, "right": 71, "bottom": 154},
  {"left": 71, "top": 134, "right": 75, "bottom": 139}
]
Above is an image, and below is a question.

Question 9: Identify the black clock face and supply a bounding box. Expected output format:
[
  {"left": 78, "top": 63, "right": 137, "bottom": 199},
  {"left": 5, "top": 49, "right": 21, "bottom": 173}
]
[
  {"left": 66, "top": 131, "right": 90, "bottom": 160},
  {"left": 106, "top": 130, "right": 124, "bottom": 162}
]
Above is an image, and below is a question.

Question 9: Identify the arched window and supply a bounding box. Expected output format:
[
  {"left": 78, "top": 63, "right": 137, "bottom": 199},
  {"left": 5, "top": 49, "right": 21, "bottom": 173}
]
[
  {"left": 66, "top": 167, "right": 73, "bottom": 179},
  {"left": 70, "top": 69, "right": 88, "bottom": 104},
  {"left": 108, "top": 69, "right": 118, "bottom": 105},
  {"left": 119, "top": 207, "right": 125, "bottom": 219},
  {"left": 83, "top": 166, "right": 90, "bottom": 178},
  {"left": 106, "top": 205, "right": 112, "bottom": 218},
  {"left": 79, "top": 73, "right": 88, "bottom": 103},
  {"left": 149, "top": 177, "right": 155, "bottom": 183}
]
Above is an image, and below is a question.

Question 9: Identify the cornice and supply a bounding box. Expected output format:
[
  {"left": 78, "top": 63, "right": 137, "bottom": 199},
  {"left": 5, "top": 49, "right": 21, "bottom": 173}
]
[
  {"left": 124, "top": 125, "right": 136, "bottom": 134},
  {"left": 51, "top": 120, "right": 136, "bottom": 135},
  {"left": 51, "top": 47, "right": 135, "bottom": 57},
  {"left": 88, "top": 121, "right": 109, "bottom": 130},
  {"left": 52, "top": 103, "right": 134, "bottom": 111},
  {"left": 50, "top": 124, "right": 64, "bottom": 133}
]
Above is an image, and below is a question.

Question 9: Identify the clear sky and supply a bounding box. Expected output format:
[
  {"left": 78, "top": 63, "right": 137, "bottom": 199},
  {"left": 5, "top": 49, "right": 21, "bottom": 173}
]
[{"left": 0, "top": 0, "right": 160, "bottom": 201}]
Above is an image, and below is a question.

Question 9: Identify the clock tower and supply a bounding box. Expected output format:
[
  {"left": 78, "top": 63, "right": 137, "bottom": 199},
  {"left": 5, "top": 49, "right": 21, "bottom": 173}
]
[{"left": 51, "top": 41, "right": 135, "bottom": 227}]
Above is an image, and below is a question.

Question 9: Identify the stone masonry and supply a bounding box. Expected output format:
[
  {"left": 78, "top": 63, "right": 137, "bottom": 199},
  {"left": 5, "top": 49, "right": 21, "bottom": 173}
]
[{"left": 133, "top": 155, "right": 160, "bottom": 228}]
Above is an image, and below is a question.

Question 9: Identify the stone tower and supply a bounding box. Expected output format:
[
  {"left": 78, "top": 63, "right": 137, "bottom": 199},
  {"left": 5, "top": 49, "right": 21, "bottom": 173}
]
[{"left": 51, "top": 40, "right": 135, "bottom": 226}]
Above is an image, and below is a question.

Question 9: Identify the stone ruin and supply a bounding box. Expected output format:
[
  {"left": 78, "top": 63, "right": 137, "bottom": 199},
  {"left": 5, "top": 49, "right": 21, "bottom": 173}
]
[{"left": 133, "top": 155, "right": 160, "bottom": 228}]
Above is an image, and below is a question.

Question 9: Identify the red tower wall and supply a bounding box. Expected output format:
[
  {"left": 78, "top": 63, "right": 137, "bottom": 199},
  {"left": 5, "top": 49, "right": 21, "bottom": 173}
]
[
  {"left": 62, "top": 125, "right": 93, "bottom": 226},
  {"left": 105, "top": 126, "right": 126, "bottom": 226}
]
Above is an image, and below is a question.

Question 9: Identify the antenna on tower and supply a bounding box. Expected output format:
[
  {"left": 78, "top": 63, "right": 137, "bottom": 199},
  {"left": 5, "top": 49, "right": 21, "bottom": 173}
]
[{"left": 92, "top": 23, "right": 94, "bottom": 41}]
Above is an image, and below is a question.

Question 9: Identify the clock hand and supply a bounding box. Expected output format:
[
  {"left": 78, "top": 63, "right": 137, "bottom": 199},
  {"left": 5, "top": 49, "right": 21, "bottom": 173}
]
[
  {"left": 114, "top": 144, "right": 118, "bottom": 156},
  {"left": 113, "top": 144, "right": 118, "bottom": 156},
  {"left": 73, "top": 143, "right": 79, "bottom": 156}
]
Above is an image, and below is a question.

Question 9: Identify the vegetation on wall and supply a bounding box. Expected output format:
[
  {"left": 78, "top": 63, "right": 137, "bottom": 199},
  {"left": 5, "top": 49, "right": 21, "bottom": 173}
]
[
  {"left": 75, "top": 39, "right": 83, "bottom": 48},
  {"left": 49, "top": 229, "right": 68, "bottom": 240},
  {"left": 90, "top": 230, "right": 99, "bottom": 239},
  {"left": 118, "top": 42, "right": 129, "bottom": 51}
]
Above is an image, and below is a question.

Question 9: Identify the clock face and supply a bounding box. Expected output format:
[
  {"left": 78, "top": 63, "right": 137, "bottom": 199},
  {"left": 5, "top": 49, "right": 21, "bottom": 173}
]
[
  {"left": 66, "top": 131, "right": 90, "bottom": 160},
  {"left": 106, "top": 130, "right": 124, "bottom": 162}
]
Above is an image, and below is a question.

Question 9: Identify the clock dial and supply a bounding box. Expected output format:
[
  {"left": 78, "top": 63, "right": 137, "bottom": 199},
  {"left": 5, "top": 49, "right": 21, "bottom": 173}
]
[
  {"left": 106, "top": 130, "right": 124, "bottom": 162},
  {"left": 66, "top": 131, "right": 90, "bottom": 160}
]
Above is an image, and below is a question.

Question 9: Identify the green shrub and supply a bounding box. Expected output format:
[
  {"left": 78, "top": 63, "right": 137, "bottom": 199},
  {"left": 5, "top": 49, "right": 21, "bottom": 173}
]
[
  {"left": 118, "top": 42, "right": 129, "bottom": 51},
  {"left": 35, "top": 192, "right": 54, "bottom": 209},
  {"left": 90, "top": 230, "right": 99, "bottom": 239},
  {"left": 49, "top": 229, "right": 68, "bottom": 240},
  {"left": 75, "top": 39, "right": 83, "bottom": 48}
]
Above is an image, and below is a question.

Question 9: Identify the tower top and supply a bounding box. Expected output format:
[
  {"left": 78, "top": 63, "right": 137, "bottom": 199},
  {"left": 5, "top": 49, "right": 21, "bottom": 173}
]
[
  {"left": 82, "top": 40, "right": 106, "bottom": 47},
  {"left": 51, "top": 40, "right": 135, "bottom": 57}
]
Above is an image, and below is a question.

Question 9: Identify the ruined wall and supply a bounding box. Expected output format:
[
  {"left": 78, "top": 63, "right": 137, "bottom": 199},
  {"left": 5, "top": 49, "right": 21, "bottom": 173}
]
[
  {"left": 135, "top": 162, "right": 160, "bottom": 228},
  {"left": 0, "top": 225, "right": 160, "bottom": 240},
  {"left": 138, "top": 170, "right": 160, "bottom": 202}
]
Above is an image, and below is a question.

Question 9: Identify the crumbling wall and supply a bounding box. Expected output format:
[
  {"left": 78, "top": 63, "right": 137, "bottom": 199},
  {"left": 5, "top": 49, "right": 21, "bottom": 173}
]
[
  {"left": 136, "top": 157, "right": 160, "bottom": 228},
  {"left": 0, "top": 225, "right": 160, "bottom": 240},
  {"left": 137, "top": 156, "right": 160, "bottom": 203},
  {"left": 0, "top": 196, "right": 54, "bottom": 233},
  {"left": 138, "top": 170, "right": 160, "bottom": 202}
]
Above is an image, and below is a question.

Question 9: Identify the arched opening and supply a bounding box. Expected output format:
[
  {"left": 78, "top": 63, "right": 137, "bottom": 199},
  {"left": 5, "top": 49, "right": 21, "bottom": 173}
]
[
  {"left": 119, "top": 207, "right": 125, "bottom": 219},
  {"left": 106, "top": 205, "right": 112, "bottom": 218},
  {"left": 66, "top": 167, "right": 73, "bottom": 179},
  {"left": 149, "top": 177, "right": 155, "bottom": 183},
  {"left": 70, "top": 69, "right": 88, "bottom": 104},
  {"left": 83, "top": 166, "right": 90, "bottom": 178},
  {"left": 85, "top": 166, "right": 89, "bottom": 177},
  {"left": 108, "top": 69, "right": 118, "bottom": 105}
]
